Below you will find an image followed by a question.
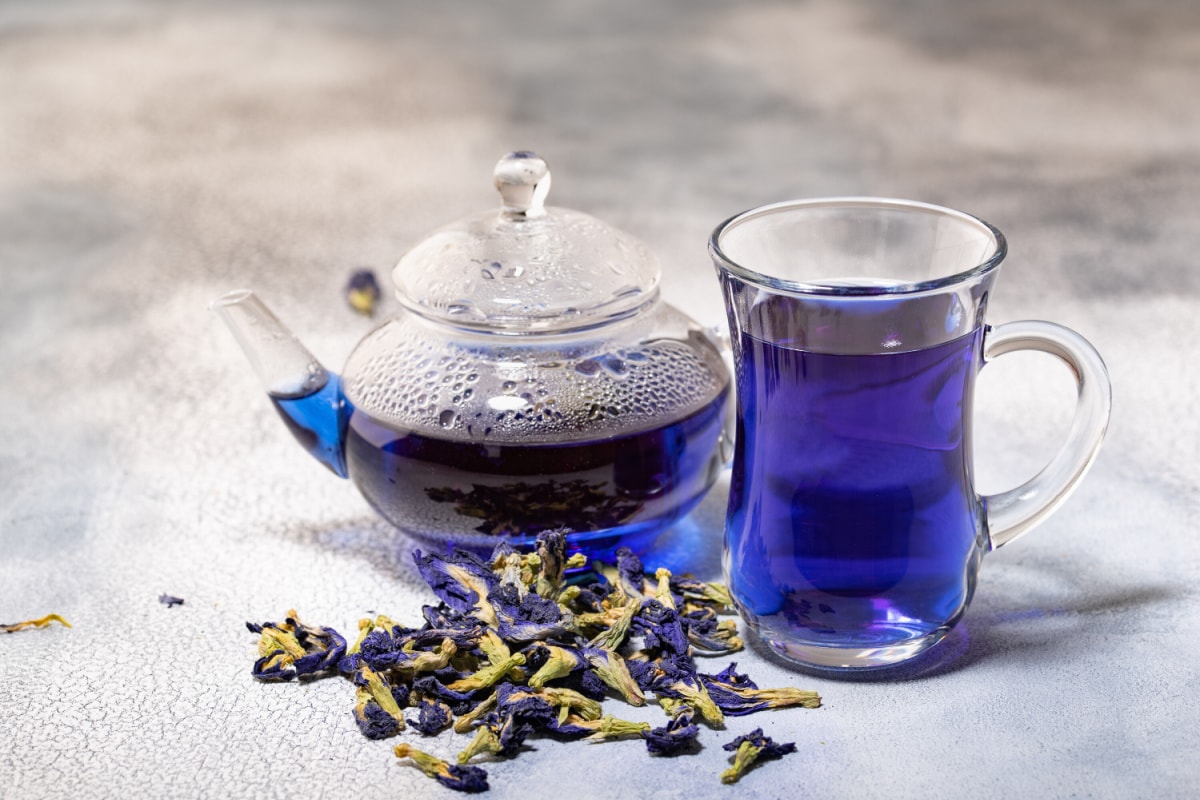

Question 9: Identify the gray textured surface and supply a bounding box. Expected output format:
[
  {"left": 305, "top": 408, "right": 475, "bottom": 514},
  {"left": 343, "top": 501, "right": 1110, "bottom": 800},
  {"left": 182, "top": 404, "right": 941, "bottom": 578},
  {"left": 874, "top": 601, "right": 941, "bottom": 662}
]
[{"left": 2, "top": 1, "right": 1198, "bottom": 798}]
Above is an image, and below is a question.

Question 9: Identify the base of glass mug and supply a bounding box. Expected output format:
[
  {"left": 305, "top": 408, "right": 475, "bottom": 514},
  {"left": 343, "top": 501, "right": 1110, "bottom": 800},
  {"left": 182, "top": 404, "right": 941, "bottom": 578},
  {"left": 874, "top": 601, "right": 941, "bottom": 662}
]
[{"left": 765, "top": 627, "right": 950, "bottom": 670}]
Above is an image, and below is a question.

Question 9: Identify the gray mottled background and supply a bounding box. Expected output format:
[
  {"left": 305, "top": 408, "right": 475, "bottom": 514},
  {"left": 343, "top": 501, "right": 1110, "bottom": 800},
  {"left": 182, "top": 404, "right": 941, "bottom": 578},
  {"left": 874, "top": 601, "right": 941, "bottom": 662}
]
[{"left": 2, "top": 1, "right": 1198, "bottom": 798}]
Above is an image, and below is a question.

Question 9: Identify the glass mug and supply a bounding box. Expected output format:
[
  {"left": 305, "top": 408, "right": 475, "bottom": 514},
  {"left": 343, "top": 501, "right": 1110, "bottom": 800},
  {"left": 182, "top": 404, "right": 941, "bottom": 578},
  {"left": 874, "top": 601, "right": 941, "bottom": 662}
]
[{"left": 710, "top": 198, "right": 1111, "bottom": 669}]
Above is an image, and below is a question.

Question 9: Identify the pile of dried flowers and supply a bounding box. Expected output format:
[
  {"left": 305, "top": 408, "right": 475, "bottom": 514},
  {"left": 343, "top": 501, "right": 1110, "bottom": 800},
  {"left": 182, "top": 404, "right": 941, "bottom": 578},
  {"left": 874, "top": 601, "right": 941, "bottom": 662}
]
[{"left": 247, "top": 530, "right": 819, "bottom": 792}]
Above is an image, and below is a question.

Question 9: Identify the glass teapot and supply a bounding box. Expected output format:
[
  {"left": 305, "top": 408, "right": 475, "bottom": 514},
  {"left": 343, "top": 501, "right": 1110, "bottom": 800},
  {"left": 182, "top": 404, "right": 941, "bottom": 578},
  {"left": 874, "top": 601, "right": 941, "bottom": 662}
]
[{"left": 214, "top": 151, "right": 731, "bottom": 559}]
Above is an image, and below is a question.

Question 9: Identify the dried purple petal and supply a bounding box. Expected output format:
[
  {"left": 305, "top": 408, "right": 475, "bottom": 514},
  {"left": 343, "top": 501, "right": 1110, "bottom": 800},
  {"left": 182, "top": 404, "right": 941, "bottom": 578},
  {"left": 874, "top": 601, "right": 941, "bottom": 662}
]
[
  {"left": 395, "top": 743, "right": 489, "bottom": 793},
  {"left": 345, "top": 269, "right": 381, "bottom": 316},
  {"left": 351, "top": 665, "right": 408, "bottom": 738},
  {"left": 532, "top": 528, "right": 570, "bottom": 597},
  {"left": 580, "top": 646, "right": 645, "bottom": 706},
  {"left": 643, "top": 705, "right": 700, "bottom": 756},
  {"left": 413, "top": 675, "right": 480, "bottom": 716},
  {"left": 710, "top": 661, "right": 758, "bottom": 689},
  {"left": 668, "top": 575, "right": 733, "bottom": 609},
  {"left": 248, "top": 544, "right": 825, "bottom": 792},
  {"left": 487, "top": 683, "right": 557, "bottom": 755},
  {"left": 720, "top": 728, "right": 797, "bottom": 784},
  {"left": 678, "top": 607, "right": 743, "bottom": 653},
  {"left": 248, "top": 610, "right": 346, "bottom": 682},
  {"left": 701, "top": 663, "right": 820, "bottom": 716},
  {"left": 634, "top": 599, "right": 690, "bottom": 656},
  {"left": 413, "top": 550, "right": 499, "bottom": 626},
  {"left": 554, "top": 663, "right": 609, "bottom": 701},
  {"left": 615, "top": 547, "right": 648, "bottom": 599},
  {"left": 158, "top": 594, "right": 184, "bottom": 608},
  {"left": 489, "top": 583, "right": 570, "bottom": 642},
  {"left": 525, "top": 644, "right": 587, "bottom": 689},
  {"left": 354, "top": 696, "right": 402, "bottom": 739},
  {"left": 570, "top": 714, "right": 652, "bottom": 742},
  {"left": 409, "top": 698, "right": 453, "bottom": 735},
  {"left": 495, "top": 683, "right": 557, "bottom": 728}
]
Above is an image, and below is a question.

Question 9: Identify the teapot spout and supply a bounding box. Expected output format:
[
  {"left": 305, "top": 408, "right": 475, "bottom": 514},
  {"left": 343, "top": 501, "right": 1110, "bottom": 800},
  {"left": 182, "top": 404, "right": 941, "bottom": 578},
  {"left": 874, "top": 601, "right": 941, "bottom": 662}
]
[{"left": 211, "top": 290, "right": 349, "bottom": 478}]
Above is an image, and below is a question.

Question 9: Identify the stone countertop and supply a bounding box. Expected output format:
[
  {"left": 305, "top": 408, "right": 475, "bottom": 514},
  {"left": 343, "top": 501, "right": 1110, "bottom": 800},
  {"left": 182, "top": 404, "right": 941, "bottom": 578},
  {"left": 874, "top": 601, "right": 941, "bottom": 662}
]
[{"left": 2, "top": 1, "right": 1197, "bottom": 798}]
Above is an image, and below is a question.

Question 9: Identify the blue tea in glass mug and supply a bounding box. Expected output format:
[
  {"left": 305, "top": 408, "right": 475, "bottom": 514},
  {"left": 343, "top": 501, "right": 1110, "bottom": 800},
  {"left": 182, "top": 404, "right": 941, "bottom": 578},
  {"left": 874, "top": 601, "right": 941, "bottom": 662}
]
[{"left": 711, "top": 198, "right": 1111, "bottom": 670}]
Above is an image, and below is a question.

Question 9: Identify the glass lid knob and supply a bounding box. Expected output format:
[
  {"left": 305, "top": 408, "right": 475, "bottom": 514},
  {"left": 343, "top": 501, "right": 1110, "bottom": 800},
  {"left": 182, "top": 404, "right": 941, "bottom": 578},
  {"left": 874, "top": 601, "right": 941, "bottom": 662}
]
[{"left": 494, "top": 151, "right": 551, "bottom": 219}]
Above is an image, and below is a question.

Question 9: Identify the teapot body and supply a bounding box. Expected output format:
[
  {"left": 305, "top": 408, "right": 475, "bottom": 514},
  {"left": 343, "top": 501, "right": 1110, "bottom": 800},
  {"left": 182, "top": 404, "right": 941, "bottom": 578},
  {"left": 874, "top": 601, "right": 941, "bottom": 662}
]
[
  {"left": 216, "top": 152, "right": 732, "bottom": 558},
  {"left": 340, "top": 298, "right": 730, "bottom": 558}
]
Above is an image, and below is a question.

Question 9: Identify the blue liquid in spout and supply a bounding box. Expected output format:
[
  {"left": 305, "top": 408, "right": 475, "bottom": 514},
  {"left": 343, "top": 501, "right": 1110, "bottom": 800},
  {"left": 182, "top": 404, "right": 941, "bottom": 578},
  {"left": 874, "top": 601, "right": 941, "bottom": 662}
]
[{"left": 269, "top": 376, "right": 350, "bottom": 478}]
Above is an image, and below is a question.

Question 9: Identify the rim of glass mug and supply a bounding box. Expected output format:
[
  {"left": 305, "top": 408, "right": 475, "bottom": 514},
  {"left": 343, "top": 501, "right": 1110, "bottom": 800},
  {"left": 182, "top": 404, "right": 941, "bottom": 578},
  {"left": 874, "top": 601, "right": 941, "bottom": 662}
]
[{"left": 709, "top": 197, "right": 1008, "bottom": 296}]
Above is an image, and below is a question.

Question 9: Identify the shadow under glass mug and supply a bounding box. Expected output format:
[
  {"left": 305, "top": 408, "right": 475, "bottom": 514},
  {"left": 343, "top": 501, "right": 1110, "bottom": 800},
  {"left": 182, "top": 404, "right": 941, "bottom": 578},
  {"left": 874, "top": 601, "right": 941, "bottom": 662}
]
[{"left": 710, "top": 198, "right": 1111, "bottom": 670}]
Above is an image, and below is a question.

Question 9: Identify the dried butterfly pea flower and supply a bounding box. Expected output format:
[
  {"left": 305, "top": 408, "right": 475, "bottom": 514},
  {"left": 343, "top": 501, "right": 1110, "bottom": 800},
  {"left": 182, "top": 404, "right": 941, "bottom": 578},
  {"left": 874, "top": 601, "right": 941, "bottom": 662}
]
[
  {"left": 488, "top": 582, "right": 572, "bottom": 643},
  {"left": 338, "top": 618, "right": 376, "bottom": 674},
  {"left": 587, "top": 595, "right": 641, "bottom": 651},
  {"left": 457, "top": 725, "right": 505, "bottom": 762},
  {"left": 643, "top": 704, "right": 700, "bottom": 756},
  {"left": 394, "top": 743, "right": 489, "bottom": 793},
  {"left": 247, "top": 610, "right": 346, "bottom": 682},
  {"left": 580, "top": 646, "right": 645, "bottom": 707},
  {"left": 1, "top": 613, "right": 71, "bottom": 633},
  {"left": 352, "top": 666, "right": 408, "bottom": 739},
  {"left": 409, "top": 698, "right": 454, "bottom": 735},
  {"left": 679, "top": 608, "right": 743, "bottom": 654},
  {"left": 652, "top": 568, "right": 678, "bottom": 610},
  {"left": 354, "top": 688, "right": 405, "bottom": 739},
  {"left": 453, "top": 692, "right": 498, "bottom": 734},
  {"left": 476, "top": 628, "right": 513, "bottom": 665},
  {"left": 396, "top": 638, "right": 459, "bottom": 676},
  {"left": 248, "top": 541, "right": 825, "bottom": 792},
  {"left": 552, "top": 662, "right": 609, "bottom": 701},
  {"left": 353, "top": 691, "right": 400, "bottom": 739},
  {"left": 411, "top": 675, "right": 478, "bottom": 716},
  {"left": 477, "top": 683, "right": 557, "bottom": 756},
  {"left": 406, "top": 623, "right": 486, "bottom": 652},
  {"left": 345, "top": 269, "right": 381, "bottom": 316},
  {"left": 525, "top": 643, "right": 587, "bottom": 689},
  {"left": 356, "top": 628, "right": 408, "bottom": 671},
  {"left": 627, "top": 649, "right": 723, "bottom": 726},
  {"left": 719, "top": 728, "right": 797, "bottom": 784},
  {"left": 572, "top": 714, "right": 652, "bottom": 742},
  {"left": 651, "top": 676, "right": 724, "bottom": 727},
  {"left": 456, "top": 688, "right": 585, "bottom": 758},
  {"left": 700, "top": 663, "right": 820, "bottom": 716},
  {"left": 446, "top": 650, "right": 527, "bottom": 692},
  {"left": 570, "top": 583, "right": 613, "bottom": 614},
  {"left": 668, "top": 575, "right": 734, "bottom": 610},
  {"left": 158, "top": 594, "right": 184, "bottom": 608},
  {"left": 633, "top": 599, "right": 691, "bottom": 656},
  {"left": 491, "top": 551, "right": 536, "bottom": 593},
  {"left": 614, "top": 547, "right": 651, "bottom": 600},
  {"left": 494, "top": 682, "right": 557, "bottom": 724},
  {"left": 532, "top": 529, "right": 569, "bottom": 598},
  {"left": 413, "top": 549, "right": 500, "bottom": 626},
  {"left": 540, "top": 686, "right": 602, "bottom": 724}
]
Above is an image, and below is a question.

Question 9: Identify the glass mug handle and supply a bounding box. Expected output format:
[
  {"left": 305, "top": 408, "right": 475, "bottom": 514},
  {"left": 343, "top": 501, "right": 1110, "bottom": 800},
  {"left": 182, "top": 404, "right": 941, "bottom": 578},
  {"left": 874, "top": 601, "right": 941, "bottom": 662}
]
[{"left": 981, "top": 320, "right": 1112, "bottom": 549}]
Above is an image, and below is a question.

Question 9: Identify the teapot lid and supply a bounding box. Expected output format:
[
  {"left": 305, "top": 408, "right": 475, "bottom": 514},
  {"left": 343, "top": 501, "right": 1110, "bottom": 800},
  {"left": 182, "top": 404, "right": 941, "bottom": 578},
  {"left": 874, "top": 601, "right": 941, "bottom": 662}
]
[{"left": 391, "top": 151, "right": 661, "bottom": 334}]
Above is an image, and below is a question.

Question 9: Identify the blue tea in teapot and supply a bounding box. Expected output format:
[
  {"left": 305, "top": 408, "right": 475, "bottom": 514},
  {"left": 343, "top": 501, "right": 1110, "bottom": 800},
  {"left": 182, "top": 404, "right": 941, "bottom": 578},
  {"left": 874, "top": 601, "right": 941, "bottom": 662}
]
[{"left": 216, "top": 153, "right": 730, "bottom": 559}]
